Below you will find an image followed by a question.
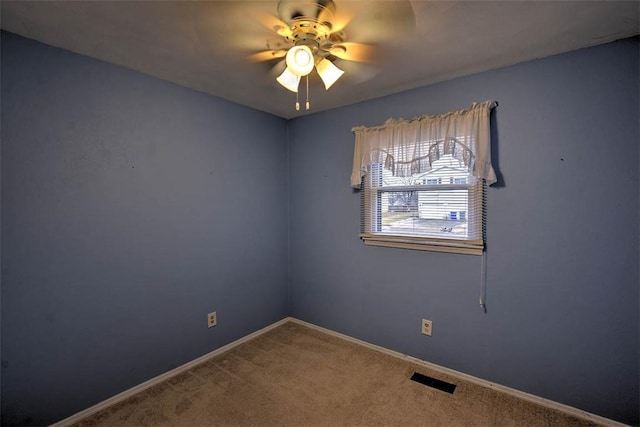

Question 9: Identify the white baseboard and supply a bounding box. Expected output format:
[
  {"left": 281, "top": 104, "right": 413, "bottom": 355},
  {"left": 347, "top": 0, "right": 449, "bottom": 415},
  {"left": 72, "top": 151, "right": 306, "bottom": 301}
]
[
  {"left": 51, "top": 317, "right": 290, "bottom": 427},
  {"left": 289, "top": 318, "right": 626, "bottom": 427},
  {"left": 53, "top": 316, "right": 625, "bottom": 427}
]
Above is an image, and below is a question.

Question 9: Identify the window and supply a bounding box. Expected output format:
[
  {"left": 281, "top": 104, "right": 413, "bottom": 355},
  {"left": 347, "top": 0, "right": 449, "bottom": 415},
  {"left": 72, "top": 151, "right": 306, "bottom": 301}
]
[
  {"left": 362, "top": 152, "right": 485, "bottom": 255},
  {"left": 351, "top": 101, "right": 497, "bottom": 255}
]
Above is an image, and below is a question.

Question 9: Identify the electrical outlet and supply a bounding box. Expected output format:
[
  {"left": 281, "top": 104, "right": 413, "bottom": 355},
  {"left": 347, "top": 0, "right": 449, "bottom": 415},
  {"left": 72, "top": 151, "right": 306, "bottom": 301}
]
[
  {"left": 207, "top": 311, "right": 217, "bottom": 328},
  {"left": 421, "top": 319, "right": 432, "bottom": 336}
]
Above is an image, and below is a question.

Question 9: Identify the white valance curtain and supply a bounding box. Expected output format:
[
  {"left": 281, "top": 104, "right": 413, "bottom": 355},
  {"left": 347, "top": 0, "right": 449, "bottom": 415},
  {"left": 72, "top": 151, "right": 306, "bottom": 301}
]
[{"left": 351, "top": 101, "right": 497, "bottom": 188}]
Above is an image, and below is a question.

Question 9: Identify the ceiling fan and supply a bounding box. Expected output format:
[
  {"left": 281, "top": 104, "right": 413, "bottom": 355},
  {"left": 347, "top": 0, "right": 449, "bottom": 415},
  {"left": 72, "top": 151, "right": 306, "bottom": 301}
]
[{"left": 250, "top": 0, "right": 415, "bottom": 111}]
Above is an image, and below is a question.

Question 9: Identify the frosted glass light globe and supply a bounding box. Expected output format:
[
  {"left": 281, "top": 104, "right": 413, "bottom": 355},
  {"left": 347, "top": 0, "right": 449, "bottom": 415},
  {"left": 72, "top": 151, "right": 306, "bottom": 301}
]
[{"left": 286, "top": 45, "right": 314, "bottom": 76}]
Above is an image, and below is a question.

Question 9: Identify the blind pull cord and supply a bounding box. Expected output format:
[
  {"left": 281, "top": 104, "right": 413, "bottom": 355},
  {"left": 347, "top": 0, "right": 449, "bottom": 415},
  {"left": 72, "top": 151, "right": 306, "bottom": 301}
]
[{"left": 480, "top": 250, "right": 487, "bottom": 312}]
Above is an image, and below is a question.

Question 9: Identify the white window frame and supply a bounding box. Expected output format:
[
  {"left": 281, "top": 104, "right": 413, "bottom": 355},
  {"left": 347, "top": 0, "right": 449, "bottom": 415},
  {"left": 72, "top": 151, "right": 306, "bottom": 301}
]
[{"left": 360, "top": 155, "right": 486, "bottom": 256}]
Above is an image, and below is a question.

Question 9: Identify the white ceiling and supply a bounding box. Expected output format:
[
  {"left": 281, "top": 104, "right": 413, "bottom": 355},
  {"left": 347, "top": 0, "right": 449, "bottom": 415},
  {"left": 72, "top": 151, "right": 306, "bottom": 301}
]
[{"left": 1, "top": 1, "right": 638, "bottom": 119}]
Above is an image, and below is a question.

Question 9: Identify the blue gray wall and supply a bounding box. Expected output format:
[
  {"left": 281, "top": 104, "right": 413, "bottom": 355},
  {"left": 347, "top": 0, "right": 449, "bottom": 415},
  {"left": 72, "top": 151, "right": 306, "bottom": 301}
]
[
  {"left": 2, "top": 30, "right": 639, "bottom": 426},
  {"left": 288, "top": 37, "right": 639, "bottom": 425},
  {"left": 1, "top": 32, "right": 289, "bottom": 425}
]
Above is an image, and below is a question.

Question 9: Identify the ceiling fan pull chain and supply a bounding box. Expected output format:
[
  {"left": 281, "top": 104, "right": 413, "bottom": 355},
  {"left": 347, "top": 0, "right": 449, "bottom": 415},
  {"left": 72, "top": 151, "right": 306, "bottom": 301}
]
[
  {"left": 295, "top": 90, "right": 300, "bottom": 111},
  {"left": 305, "top": 75, "right": 310, "bottom": 110}
]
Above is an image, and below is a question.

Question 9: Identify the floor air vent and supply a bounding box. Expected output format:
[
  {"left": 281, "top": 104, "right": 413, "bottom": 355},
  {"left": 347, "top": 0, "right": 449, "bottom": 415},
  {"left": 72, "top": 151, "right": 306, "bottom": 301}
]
[{"left": 410, "top": 372, "right": 456, "bottom": 394}]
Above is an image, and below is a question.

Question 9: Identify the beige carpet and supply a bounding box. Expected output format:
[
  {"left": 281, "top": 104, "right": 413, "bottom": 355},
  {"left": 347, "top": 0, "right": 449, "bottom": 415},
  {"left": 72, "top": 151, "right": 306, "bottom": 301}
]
[{"left": 74, "top": 322, "right": 602, "bottom": 426}]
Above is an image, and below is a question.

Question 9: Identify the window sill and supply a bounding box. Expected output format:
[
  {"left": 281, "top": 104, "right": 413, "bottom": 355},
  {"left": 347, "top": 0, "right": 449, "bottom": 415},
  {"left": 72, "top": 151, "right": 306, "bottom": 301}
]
[{"left": 360, "top": 233, "right": 483, "bottom": 255}]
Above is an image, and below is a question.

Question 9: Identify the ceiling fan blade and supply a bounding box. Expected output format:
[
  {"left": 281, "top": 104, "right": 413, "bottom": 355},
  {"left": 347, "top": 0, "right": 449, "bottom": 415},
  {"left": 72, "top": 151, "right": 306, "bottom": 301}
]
[
  {"left": 278, "top": 0, "right": 335, "bottom": 24},
  {"left": 338, "top": 61, "right": 380, "bottom": 85},
  {"left": 248, "top": 49, "right": 288, "bottom": 62},
  {"left": 258, "top": 13, "right": 292, "bottom": 38},
  {"left": 329, "top": 42, "right": 378, "bottom": 63},
  {"left": 339, "top": 1, "right": 415, "bottom": 44},
  {"left": 329, "top": 10, "right": 351, "bottom": 33},
  {"left": 317, "top": 3, "right": 337, "bottom": 27}
]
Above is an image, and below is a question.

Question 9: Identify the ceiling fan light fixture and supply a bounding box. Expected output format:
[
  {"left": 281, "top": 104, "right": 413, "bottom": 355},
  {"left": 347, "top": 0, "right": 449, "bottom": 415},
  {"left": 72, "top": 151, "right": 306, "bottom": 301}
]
[
  {"left": 276, "top": 67, "right": 301, "bottom": 92},
  {"left": 316, "top": 58, "right": 345, "bottom": 90},
  {"left": 286, "top": 45, "right": 314, "bottom": 76}
]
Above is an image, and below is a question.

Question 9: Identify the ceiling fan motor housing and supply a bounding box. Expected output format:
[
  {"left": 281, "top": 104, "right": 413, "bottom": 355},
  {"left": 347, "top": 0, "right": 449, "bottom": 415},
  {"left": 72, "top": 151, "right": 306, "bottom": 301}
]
[{"left": 278, "top": 0, "right": 340, "bottom": 57}]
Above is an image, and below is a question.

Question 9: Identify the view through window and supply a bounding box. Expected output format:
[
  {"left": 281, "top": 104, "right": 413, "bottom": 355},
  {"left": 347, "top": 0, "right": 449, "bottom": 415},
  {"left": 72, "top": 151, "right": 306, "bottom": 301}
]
[{"left": 365, "top": 154, "right": 480, "bottom": 241}]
